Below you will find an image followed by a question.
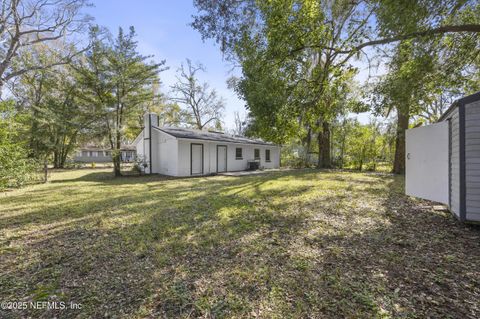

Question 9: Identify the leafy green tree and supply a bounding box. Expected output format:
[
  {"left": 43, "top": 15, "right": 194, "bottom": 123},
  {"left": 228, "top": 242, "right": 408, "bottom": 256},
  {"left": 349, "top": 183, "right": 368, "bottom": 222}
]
[
  {"left": 12, "top": 44, "right": 97, "bottom": 169},
  {"left": 331, "top": 118, "right": 390, "bottom": 171},
  {"left": 194, "top": 0, "right": 371, "bottom": 167},
  {"left": 371, "top": 1, "right": 480, "bottom": 174},
  {"left": 0, "top": 100, "right": 39, "bottom": 189},
  {"left": 372, "top": 35, "right": 478, "bottom": 174},
  {"left": 193, "top": 0, "right": 480, "bottom": 172},
  {"left": 77, "top": 26, "right": 166, "bottom": 176}
]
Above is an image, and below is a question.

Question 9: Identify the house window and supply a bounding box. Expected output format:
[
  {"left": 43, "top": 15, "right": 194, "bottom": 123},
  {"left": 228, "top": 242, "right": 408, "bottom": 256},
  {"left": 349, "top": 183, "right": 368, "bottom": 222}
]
[
  {"left": 254, "top": 149, "right": 260, "bottom": 160},
  {"left": 105, "top": 151, "right": 111, "bottom": 157},
  {"left": 82, "top": 151, "right": 88, "bottom": 157},
  {"left": 266, "top": 149, "right": 271, "bottom": 162},
  {"left": 235, "top": 147, "right": 243, "bottom": 159}
]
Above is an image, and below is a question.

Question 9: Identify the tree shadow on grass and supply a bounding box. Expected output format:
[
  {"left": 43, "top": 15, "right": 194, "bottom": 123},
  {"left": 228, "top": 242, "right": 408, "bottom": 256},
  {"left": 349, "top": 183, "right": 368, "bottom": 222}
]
[
  {"left": 0, "top": 173, "right": 311, "bottom": 318},
  {"left": 1, "top": 169, "right": 479, "bottom": 318},
  {"left": 305, "top": 177, "right": 480, "bottom": 318}
]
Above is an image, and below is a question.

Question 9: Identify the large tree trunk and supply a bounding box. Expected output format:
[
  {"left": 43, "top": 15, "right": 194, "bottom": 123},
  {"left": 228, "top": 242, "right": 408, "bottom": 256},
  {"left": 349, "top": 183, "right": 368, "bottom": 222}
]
[
  {"left": 317, "top": 121, "right": 331, "bottom": 168},
  {"left": 29, "top": 110, "right": 40, "bottom": 159},
  {"left": 339, "top": 133, "right": 346, "bottom": 169},
  {"left": 60, "top": 138, "right": 76, "bottom": 168},
  {"left": 53, "top": 150, "right": 60, "bottom": 169},
  {"left": 304, "top": 126, "right": 312, "bottom": 166},
  {"left": 359, "top": 146, "right": 366, "bottom": 171},
  {"left": 113, "top": 131, "right": 122, "bottom": 177},
  {"left": 44, "top": 158, "right": 49, "bottom": 183},
  {"left": 393, "top": 107, "right": 410, "bottom": 174},
  {"left": 113, "top": 153, "right": 122, "bottom": 176}
]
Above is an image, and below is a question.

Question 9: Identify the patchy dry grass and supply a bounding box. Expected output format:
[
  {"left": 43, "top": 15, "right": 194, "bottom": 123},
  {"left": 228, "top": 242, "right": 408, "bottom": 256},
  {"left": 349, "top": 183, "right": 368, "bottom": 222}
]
[{"left": 0, "top": 168, "right": 479, "bottom": 318}]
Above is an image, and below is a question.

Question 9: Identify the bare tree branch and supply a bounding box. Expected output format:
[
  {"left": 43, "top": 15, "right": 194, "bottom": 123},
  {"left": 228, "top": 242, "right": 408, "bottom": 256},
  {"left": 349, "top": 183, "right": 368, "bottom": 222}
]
[
  {"left": 336, "top": 24, "right": 480, "bottom": 55},
  {"left": 170, "top": 58, "right": 225, "bottom": 130},
  {"left": 0, "top": 0, "right": 90, "bottom": 91}
]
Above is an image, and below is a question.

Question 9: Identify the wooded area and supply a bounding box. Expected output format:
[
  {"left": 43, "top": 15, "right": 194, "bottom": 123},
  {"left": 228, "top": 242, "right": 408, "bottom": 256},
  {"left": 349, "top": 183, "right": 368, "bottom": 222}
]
[
  {"left": 1, "top": 0, "right": 479, "bottom": 189},
  {"left": 193, "top": 0, "right": 480, "bottom": 172}
]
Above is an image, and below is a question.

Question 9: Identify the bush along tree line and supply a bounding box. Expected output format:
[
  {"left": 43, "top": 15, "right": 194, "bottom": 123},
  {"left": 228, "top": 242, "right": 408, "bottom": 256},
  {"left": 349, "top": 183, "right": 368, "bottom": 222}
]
[{"left": 280, "top": 116, "right": 396, "bottom": 171}]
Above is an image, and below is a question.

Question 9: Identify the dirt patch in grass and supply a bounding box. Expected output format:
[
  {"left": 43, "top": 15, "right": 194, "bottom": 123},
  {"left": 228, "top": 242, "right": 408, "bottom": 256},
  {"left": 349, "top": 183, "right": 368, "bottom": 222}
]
[{"left": 1, "top": 168, "right": 479, "bottom": 318}]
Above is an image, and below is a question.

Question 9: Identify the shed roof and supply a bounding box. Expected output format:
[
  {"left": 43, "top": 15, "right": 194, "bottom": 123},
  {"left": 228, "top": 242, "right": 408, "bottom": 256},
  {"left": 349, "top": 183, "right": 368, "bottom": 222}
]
[
  {"left": 153, "top": 126, "right": 277, "bottom": 146},
  {"left": 438, "top": 91, "right": 480, "bottom": 122}
]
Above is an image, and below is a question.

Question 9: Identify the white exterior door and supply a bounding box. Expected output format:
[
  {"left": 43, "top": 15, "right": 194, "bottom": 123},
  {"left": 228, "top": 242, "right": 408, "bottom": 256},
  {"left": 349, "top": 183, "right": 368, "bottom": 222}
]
[
  {"left": 191, "top": 144, "right": 203, "bottom": 175},
  {"left": 406, "top": 122, "right": 449, "bottom": 204},
  {"left": 217, "top": 146, "right": 227, "bottom": 172}
]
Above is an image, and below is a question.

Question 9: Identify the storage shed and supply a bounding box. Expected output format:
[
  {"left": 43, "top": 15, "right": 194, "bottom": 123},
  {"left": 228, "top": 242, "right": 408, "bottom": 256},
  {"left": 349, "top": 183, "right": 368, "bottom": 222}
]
[
  {"left": 133, "top": 113, "right": 281, "bottom": 177},
  {"left": 406, "top": 91, "right": 480, "bottom": 222}
]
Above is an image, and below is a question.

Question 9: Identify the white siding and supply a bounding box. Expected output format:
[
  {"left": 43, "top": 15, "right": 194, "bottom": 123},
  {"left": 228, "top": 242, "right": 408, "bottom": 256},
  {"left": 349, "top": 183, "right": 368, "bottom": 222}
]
[
  {"left": 155, "top": 129, "right": 178, "bottom": 175},
  {"left": 134, "top": 121, "right": 281, "bottom": 177},
  {"left": 177, "top": 140, "right": 192, "bottom": 176},
  {"left": 134, "top": 130, "right": 145, "bottom": 161},
  {"left": 176, "top": 139, "right": 280, "bottom": 177},
  {"left": 465, "top": 101, "right": 480, "bottom": 222}
]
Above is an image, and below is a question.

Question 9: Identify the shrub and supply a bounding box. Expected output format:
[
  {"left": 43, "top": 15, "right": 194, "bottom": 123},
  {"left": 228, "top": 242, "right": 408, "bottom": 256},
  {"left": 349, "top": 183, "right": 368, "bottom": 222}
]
[
  {"left": 0, "top": 144, "right": 41, "bottom": 189},
  {"left": 133, "top": 155, "right": 146, "bottom": 174}
]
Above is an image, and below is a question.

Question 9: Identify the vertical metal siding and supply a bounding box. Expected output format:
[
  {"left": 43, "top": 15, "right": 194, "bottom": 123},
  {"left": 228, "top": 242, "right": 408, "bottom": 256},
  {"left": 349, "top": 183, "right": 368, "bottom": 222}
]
[
  {"left": 447, "top": 108, "right": 461, "bottom": 219},
  {"left": 465, "top": 101, "right": 480, "bottom": 221}
]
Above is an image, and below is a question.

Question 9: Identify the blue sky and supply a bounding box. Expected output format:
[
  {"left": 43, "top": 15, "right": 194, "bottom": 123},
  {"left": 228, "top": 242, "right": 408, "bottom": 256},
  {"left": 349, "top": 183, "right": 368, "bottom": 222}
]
[
  {"left": 87, "top": 1, "right": 376, "bottom": 128},
  {"left": 87, "top": 1, "right": 245, "bottom": 129}
]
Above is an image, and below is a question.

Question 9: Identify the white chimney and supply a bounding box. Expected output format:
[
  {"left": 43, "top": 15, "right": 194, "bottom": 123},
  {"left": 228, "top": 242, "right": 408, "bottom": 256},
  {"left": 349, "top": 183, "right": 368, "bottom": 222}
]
[{"left": 143, "top": 113, "right": 159, "bottom": 174}]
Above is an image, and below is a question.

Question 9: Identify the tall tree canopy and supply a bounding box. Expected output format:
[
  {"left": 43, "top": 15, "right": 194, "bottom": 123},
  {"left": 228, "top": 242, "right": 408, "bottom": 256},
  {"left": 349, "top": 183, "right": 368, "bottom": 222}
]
[
  {"left": 193, "top": 0, "right": 371, "bottom": 166},
  {"left": 12, "top": 46, "right": 97, "bottom": 168},
  {"left": 192, "top": 0, "right": 480, "bottom": 172},
  {"left": 77, "top": 26, "right": 166, "bottom": 176}
]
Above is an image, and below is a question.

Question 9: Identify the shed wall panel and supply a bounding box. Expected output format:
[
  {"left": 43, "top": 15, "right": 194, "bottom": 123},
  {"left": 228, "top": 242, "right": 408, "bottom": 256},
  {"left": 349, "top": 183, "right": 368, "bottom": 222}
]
[
  {"left": 447, "top": 108, "right": 461, "bottom": 218},
  {"left": 466, "top": 101, "right": 480, "bottom": 221}
]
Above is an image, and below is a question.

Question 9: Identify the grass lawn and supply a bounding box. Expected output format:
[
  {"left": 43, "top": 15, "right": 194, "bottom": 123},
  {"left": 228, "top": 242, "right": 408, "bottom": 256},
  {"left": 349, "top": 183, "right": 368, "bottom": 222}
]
[{"left": 1, "top": 169, "right": 479, "bottom": 318}]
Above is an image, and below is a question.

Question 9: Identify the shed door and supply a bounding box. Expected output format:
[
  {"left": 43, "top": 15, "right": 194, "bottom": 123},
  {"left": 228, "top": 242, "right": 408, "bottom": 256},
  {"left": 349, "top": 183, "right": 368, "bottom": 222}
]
[
  {"left": 406, "top": 122, "right": 449, "bottom": 204},
  {"left": 191, "top": 144, "right": 203, "bottom": 175},
  {"left": 217, "top": 146, "right": 227, "bottom": 172}
]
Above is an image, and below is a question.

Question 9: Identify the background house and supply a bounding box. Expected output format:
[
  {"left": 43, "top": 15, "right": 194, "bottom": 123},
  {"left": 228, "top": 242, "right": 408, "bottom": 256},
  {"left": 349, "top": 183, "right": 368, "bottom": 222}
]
[
  {"left": 73, "top": 146, "right": 136, "bottom": 163},
  {"left": 133, "top": 113, "right": 281, "bottom": 176}
]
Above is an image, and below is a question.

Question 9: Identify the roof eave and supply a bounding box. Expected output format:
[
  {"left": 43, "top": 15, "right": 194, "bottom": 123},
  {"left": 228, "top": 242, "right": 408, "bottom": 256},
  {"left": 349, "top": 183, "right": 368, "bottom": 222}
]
[
  {"left": 438, "top": 91, "right": 480, "bottom": 122},
  {"left": 153, "top": 125, "right": 278, "bottom": 146},
  {"left": 176, "top": 136, "right": 277, "bottom": 146}
]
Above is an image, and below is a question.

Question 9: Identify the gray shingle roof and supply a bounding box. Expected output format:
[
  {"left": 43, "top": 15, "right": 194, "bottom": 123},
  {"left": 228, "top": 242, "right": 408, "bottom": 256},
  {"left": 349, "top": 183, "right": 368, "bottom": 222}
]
[{"left": 153, "top": 126, "right": 276, "bottom": 146}]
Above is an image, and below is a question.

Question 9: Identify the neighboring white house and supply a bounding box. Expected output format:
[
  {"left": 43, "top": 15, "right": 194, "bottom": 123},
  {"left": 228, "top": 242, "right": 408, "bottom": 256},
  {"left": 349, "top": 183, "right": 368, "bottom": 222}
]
[
  {"left": 133, "top": 113, "right": 281, "bottom": 176},
  {"left": 73, "top": 145, "right": 136, "bottom": 163}
]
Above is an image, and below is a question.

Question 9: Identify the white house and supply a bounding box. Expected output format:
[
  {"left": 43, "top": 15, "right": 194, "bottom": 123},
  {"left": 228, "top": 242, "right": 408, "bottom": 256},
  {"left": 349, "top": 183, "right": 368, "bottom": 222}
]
[
  {"left": 133, "top": 113, "right": 281, "bottom": 176},
  {"left": 73, "top": 145, "right": 136, "bottom": 163}
]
